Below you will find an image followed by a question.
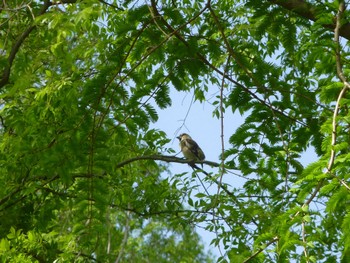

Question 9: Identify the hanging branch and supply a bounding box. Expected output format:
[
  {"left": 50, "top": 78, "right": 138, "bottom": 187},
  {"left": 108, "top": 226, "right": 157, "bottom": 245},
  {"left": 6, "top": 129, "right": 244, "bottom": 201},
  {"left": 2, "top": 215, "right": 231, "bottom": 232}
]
[
  {"left": 295, "top": 0, "right": 350, "bottom": 220},
  {"left": 327, "top": 1, "right": 350, "bottom": 190}
]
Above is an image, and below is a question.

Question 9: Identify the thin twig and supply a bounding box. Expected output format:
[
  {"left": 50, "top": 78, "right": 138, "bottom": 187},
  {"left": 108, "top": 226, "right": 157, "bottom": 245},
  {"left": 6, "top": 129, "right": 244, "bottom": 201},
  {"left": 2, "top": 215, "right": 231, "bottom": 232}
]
[
  {"left": 191, "top": 167, "right": 210, "bottom": 196},
  {"left": 98, "top": 0, "right": 123, "bottom": 10},
  {"left": 216, "top": 55, "right": 230, "bottom": 197},
  {"left": 302, "top": 219, "right": 309, "bottom": 262},
  {"left": 115, "top": 204, "right": 131, "bottom": 263},
  {"left": 243, "top": 237, "right": 279, "bottom": 263},
  {"left": 213, "top": 53, "right": 231, "bottom": 258}
]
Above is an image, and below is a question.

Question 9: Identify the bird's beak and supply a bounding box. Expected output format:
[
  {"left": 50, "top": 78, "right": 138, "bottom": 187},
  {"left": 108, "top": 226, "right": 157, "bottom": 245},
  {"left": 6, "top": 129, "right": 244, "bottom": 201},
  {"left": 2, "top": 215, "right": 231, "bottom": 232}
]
[{"left": 176, "top": 136, "right": 181, "bottom": 140}]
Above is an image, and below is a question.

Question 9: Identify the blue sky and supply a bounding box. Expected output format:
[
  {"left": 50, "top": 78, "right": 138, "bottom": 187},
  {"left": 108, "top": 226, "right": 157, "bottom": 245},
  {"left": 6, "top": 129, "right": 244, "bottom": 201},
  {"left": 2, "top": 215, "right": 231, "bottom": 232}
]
[{"left": 152, "top": 85, "right": 238, "bottom": 258}]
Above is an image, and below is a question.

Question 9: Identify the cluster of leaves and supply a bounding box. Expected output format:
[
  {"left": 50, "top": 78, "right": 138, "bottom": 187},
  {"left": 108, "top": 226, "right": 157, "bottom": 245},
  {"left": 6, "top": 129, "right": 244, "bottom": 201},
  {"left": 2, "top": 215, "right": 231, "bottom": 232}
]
[
  {"left": 0, "top": 0, "right": 213, "bottom": 262},
  {"left": 1, "top": 0, "right": 350, "bottom": 262}
]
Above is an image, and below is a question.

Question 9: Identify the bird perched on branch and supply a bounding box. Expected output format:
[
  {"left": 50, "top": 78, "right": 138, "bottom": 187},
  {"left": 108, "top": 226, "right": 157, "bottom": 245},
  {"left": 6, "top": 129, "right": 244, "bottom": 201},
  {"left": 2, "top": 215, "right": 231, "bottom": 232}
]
[{"left": 177, "top": 133, "right": 205, "bottom": 167}]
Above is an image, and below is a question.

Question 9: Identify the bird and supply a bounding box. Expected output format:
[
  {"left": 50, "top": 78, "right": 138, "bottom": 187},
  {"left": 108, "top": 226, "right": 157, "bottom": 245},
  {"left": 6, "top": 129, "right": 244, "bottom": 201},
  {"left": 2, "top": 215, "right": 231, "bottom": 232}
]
[{"left": 177, "top": 133, "right": 205, "bottom": 167}]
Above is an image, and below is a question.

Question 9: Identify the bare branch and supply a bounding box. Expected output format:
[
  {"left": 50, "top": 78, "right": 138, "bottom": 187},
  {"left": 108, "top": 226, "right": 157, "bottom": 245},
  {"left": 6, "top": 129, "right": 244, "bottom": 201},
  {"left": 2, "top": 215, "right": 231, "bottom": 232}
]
[{"left": 115, "top": 154, "right": 220, "bottom": 169}]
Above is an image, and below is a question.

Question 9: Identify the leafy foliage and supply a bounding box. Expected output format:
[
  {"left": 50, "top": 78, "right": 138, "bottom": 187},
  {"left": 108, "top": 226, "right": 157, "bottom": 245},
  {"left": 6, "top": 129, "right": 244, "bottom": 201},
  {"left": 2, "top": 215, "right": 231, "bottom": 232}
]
[{"left": 1, "top": 0, "right": 350, "bottom": 262}]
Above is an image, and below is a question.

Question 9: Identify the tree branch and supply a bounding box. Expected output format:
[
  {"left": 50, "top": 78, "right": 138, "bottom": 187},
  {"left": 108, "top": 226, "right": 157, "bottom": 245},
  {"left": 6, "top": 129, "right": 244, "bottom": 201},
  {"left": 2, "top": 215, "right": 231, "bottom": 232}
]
[
  {"left": 0, "top": 0, "right": 122, "bottom": 89},
  {"left": 329, "top": 1, "right": 350, "bottom": 191},
  {"left": 268, "top": 0, "right": 350, "bottom": 41},
  {"left": 295, "top": 1, "right": 350, "bottom": 220},
  {"left": 151, "top": 0, "right": 307, "bottom": 127},
  {"left": 115, "top": 154, "right": 260, "bottom": 225},
  {"left": 0, "top": 0, "right": 51, "bottom": 88},
  {"left": 115, "top": 154, "right": 220, "bottom": 169}
]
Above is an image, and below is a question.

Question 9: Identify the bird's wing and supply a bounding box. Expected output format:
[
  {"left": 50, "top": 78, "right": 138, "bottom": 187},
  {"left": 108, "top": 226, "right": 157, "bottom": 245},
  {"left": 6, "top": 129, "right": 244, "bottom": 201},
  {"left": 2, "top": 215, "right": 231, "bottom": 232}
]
[
  {"left": 184, "top": 138, "right": 205, "bottom": 160},
  {"left": 184, "top": 137, "right": 199, "bottom": 148}
]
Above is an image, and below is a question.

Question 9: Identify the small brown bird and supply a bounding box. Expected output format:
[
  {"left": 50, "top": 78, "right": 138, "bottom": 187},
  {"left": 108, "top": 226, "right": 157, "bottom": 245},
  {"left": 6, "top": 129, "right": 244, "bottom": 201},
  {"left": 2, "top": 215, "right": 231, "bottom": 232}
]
[{"left": 177, "top": 133, "right": 205, "bottom": 166}]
